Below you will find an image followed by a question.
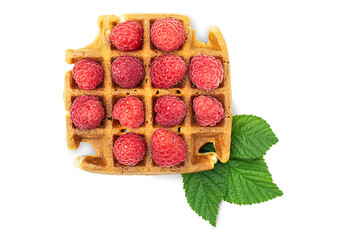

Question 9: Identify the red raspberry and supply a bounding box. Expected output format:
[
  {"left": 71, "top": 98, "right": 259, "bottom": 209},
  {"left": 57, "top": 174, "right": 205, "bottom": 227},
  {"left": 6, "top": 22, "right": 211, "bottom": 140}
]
[
  {"left": 193, "top": 96, "right": 225, "bottom": 126},
  {"left": 111, "top": 20, "right": 143, "bottom": 51},
  {"left": 150, "top": 54, "right": 186, "bottom": 88},
  {"left": 151, "top": 128, "right": 187, "bottom": 167},
  {"left": 154, "top": 96, "right": 187, "bottom": 127},
  {"left": 112, "top": 96, "right": 145, "bottom": 129},
  {"left": 151, "top": 17, "right": 186, "bottom": 51},
  {"left": 189, "top": 55, "right": 224, "bottom": 90},
  {"left": 72, "top": 59, "right": 103, "bottom": 90},
  {"left": 70, "top": 95, "right": 105, "bottom": 130},
  {"left": 112, "top": 56, "right": 145, "bottom": 88},
  {"left": 113, "top": 133, "right": 147, "bottom": 166}
]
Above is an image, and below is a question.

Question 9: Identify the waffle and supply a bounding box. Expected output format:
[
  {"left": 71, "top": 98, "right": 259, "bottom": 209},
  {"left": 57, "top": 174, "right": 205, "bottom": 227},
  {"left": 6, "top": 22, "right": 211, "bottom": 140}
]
[{"left": 64, "top": 14, "right": 232, "bottom": 175}]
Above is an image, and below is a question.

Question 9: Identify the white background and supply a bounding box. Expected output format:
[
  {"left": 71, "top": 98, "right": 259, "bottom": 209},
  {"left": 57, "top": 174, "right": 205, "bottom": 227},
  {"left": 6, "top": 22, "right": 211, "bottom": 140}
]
[{"left": 1, "top": 0, "right": 345, "bottom": 239}]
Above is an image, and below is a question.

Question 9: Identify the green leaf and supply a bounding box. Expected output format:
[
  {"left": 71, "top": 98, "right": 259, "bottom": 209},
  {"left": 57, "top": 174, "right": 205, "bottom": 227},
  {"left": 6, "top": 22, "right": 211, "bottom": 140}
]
[
  {"left": 224, "top": 157, "right": 283, "bottom": 205},
  {"left": 182, "top": 162, "right": 227, "bottom": 226},
  {"left": 231, "top": 115, "right": 279, "bottom": 159},
  {"left": 183, "top": 115, "right": 283, "bottom": 224},
  {"left": 199, "top": 142, "right": 215, "bottom": 153}
]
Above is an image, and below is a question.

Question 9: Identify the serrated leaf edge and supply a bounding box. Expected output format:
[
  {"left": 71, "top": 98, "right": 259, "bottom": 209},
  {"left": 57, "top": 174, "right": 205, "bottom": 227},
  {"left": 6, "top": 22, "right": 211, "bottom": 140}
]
[
  {"left": 231, "top": 114, "right": 279, "bottom": 159},
  {"left": 223, "top": 158, "right": 283, "bottom": 205},
  {"left": 182, "top": 165, "right": 226, "bottom": 227}
]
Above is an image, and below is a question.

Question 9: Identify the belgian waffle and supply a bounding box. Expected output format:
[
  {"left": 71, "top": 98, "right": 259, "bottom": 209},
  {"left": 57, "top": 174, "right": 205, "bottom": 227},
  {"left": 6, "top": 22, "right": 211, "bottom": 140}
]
[{"left": 64, "top": 14, "right": 232, "bottom": 175}]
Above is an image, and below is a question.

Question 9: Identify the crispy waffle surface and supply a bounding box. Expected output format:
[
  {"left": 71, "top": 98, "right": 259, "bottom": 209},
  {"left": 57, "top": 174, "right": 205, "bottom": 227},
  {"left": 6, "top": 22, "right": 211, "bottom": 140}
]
[{"left": 64, "top": 14, "right": 232, "bottom": 175}]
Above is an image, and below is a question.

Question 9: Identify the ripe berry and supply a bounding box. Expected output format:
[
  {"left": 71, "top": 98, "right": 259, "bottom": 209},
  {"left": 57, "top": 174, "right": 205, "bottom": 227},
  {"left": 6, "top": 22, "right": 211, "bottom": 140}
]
[
  {"left": 151, "top": 17, "right": 186, "bottom": 51},
  {"left": 193, "top": 96, "right": 225, "bottom": 126},
  {"left": 111, "top": 20, "right": 143, "bottom": 51},
  {"left": 112, "top": 55, "right": 145, "bottom": 88},
  {"left": 189, "top": 55, "right": 224, "bottom": 90},
  {"left": 151, "top": 128, "right": 187, "bottom": 167},
  {"left": 70, "top": 95, "right": 105, "bottom": 130},
  {"left": 150, "top": 54, "right": 186, "bottom": 89},
  {"left": 112, "top": 96, "right": 145, "bottom": 129},
  {"left": 72, "top": 59, "right": 103, "bottom": 90},
  {"left": 113, "top": 133, "right": 147, "bottom": 166},
  {"left": 154, "top": 96, "right": 187, "bottom": 127}
]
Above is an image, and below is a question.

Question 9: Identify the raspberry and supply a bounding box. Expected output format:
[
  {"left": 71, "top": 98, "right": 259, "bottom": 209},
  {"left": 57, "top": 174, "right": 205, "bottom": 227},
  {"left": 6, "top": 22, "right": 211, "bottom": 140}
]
[
  {"left": 154, "top": 96, "right": 187, "bottom": 127},
  {"left": 72, "top": 59, "right": 103, "bottom": 90},
  {"left": 110, "top": 20, "right": 143, "bottom": 51},
  {"left": 150, "top": 54, "right": 186, "bottom": 88},
  {"left": 151, "top": 17, "right": 186, "bottom": 51},
  {"left": 189, "top": 55, "right": 224, "bottom": 90},
  {"left": 113, "top": 133, "right": 147, "bottom": 166},
  {"left": 193, "top": 96, "right": 225, "bottom": 126},
  {"left": 70, "top": 95, "right": 105, "bottom": 130},
  {"left": 112, "top": 96, "right": 145, "bottom": 129},
  {"left": 112, "top": 56, "right": 145, "bottom": 88},
  {"left": 151, "top": 128, "right": 187, "bottom": 167}
]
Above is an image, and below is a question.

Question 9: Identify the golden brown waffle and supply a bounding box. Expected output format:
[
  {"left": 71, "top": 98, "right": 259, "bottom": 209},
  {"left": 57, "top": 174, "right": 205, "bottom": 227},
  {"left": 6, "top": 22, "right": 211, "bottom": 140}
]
[{"left": 64, "top": 14, "right": 232, "bottom": 175}]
